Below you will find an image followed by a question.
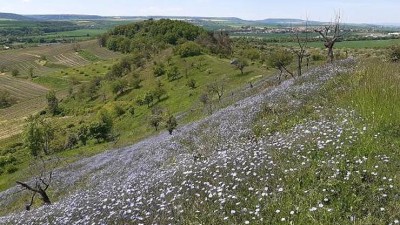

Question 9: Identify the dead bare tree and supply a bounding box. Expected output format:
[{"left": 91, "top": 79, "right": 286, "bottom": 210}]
[
  {"left": 314, "top": 13, "right": 343, "bottom": 63},
  {"left": 16, "top": 157, "right": 59, "bottom": 210},
  {"left": 292, "top": 19, "right": 309, "bottom": 76}
]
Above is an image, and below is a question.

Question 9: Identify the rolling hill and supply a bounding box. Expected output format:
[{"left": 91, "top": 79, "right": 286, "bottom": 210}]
[
  {"left": 27, "top": 14, "right": 105, "bottom": 21},
  {"left": 0, "top": 12, "right": 33, "bottom": 21}
]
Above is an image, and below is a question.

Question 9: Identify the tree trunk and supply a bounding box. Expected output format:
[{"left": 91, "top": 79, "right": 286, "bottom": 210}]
[
  {"left": 328, "top": 47, "right": 334, "bottom": 63},
  {"left": 278, "top": 69, "right": 283, "bottom": 82},
  {"left": 16, "top": 181, "right": 52, "bottom": 206},
  {"left": 38, "top": 188, "right": 51, "bottom": 204},
  {"left": 297, "top": 55, "right": 303, "bottom": 76},
  {"left": 283, "top": 66, "right": 295, "bottom": 78}
]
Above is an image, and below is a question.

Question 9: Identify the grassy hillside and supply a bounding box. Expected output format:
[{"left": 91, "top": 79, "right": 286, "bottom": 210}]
[
  {"left": 2, "top": 57, "right": 399, "bottom": 224},
  {"left": 0, "top": 20, "right": 275, "bottom": 193},
  {"left": 3, "top": 19, "right": 400, "bottom": 224}
]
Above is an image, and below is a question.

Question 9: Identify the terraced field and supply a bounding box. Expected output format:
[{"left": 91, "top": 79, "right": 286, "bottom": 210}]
[
  {"left": 0, "top": 74, "right": 49, "bottom": 139},
  {"left": 0, "top": 74, "right": 48, "bottom": 101},
  {"left": 0, "top": 40, "right": 120, "bottom": 140},
  {"left": 0, "top": 40, "right": 120, "bottom": 76}
]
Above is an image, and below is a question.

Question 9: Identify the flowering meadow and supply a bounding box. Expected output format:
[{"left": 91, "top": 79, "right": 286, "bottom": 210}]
[{"left": 0, "top": 59, "right": 399, "bottom": 224}]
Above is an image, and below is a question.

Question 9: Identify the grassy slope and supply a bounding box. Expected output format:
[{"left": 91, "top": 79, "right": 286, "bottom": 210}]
[
  {"left": 246, "top": 59, "right": 400, "bottom": 224},
  {"left": 128, "top": 59, "right": 399, "bottom": 224},
  {"left": 1, "top": 56, "right": 400, "bottom": 224},
  {"left": 0, "top": 48, "right": 270, "bottom": 192}
]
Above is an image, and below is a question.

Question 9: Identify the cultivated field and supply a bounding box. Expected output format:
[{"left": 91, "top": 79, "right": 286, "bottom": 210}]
[
  {"left": 0, "top": 74, "right": 48, "bottom": 139},
  {"left": 0, "top": 74, "right": 48, "bottom": 101},
  {"left": 0, "top": 39, "right": 120, "bottom": 77},
  {"left": 0, "top": 40, "right": 120, "bottom": 140}
]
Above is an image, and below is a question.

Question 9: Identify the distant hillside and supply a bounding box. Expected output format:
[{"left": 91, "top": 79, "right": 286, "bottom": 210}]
[
  {"left": 256, "top": 18, "right": 323, "bottom": 25},
  {"left": 26, "top": 14, "right": 105, "bottom": 21},
  {"left": 0, "top": 12, "right": 33, "bottom": 21}
]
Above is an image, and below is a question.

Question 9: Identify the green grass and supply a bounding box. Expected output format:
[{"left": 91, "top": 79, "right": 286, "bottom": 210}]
[
  {"left": 247, "top": 60, "right": 400, "bottom": 224},
  {"left": 78, "top": 50, "right": 100, "bottom": 62},
  {"left": 33, "top": 76, "right": 70, "bottom": 90},
  {"left": 0, "top": 50, "right": 270, "bottom": 195}
]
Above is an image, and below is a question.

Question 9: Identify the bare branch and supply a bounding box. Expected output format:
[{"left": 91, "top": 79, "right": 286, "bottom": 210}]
[{"left": 16, "top": 181, "right": 39, "bottom": 193}]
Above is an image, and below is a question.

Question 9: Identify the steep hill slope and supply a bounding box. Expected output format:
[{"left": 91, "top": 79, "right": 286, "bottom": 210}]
[{"left": 0, "top": 59, "right": 363, "bottom": 224}]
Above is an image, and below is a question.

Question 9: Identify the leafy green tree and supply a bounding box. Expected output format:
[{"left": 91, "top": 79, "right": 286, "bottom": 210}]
[
  {"left": 106, "top": 37, "right": 119, "bottom": 51},
  {"left": 153, "top": 86, "right": 167, "bottom": 102},
  {"left": 267, "top": 49, "right": 294, "bottom": 81},
  {"left": 242, "top": 48, "right": 260, "bottom": 61},
  {"left": 98, "top": 33, "right": 108, "bottom": 47},
  {"left": 24, "top": 116, "right": 44, "bottom": 157},
  {"left": 46, "top": 90, "right": 59, "bottom": 116},
  {"left": 23, "top": 116, "right": 54, "bottom": 156},
  {"left": 41, "top": 120, "right": 54, "bottom": 155},
  {"left": 231, "top": 58, "right": 248, "bottom": 75},
  {"left": 89, "top": 110, "right": 113, "bottom": 143},
  {"left": 153, "top": 63, "right": 166, "bottom": 77},
  {"left": 166, "top": 115, "right": 178, "bottom": 135},
  {"left": 111, "top": 80, "right": 127, "bottom": 96},
  {"left": 143, "top": 91, "right": 154, "bottom": 108},
  {"left": 175, "top": 41, "right": 202, "bottom": 57},
  {"left": 167, "top": 65, "right": 180, "bottom": 81},
  {"left": 86, "top": 77, "right": 102, "bottom": 100}
]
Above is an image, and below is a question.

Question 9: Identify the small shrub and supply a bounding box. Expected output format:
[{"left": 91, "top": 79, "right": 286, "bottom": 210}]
[
  {"left": 113, "top": 104, "right": 126, "bottom": 117},
  {"left": 167, "top": 66, "right": 180, "bottom": 81},
  {"left": 128, "top": 106, "right": 135, "bottom": 116},
  {"left": 6, "top": 165, "right": 18, "bottom": 174},
  {"left": 187, "top": 79, "right": 196, "bottom": 89},
  {"left": 0, "top": 90, "right": 16, "bottom": 109},
  {"left": 64, "top": 133, "right": 78, "bottom": 150},
  {"left": 388, "top": 45, "right": 400, "bottom": 62},
  {"left": 311, "top": 54, "right": 324, "bottom": 61},
  {"left": 153, "top": 63, "right": 166, "bottom": 77},
  {"left": 11, "top": 69, "right": 19, "bottom": 77}
]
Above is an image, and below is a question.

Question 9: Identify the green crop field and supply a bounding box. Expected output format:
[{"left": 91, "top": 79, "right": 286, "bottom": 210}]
[{"left": 277, "top": 38, "right": 400, "bottom": 49}]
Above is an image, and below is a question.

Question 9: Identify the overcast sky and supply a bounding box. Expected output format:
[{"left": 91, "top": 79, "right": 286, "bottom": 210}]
[{"left": 0, "top": 0, "right": 399, "bottom": 24}]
